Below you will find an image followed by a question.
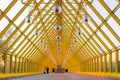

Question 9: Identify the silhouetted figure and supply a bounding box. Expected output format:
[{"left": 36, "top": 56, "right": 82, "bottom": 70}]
[
  {"left": 46, "top": 67, "right": 49, "bottom": 74},
  {"left": 52, "top": 68, "right": 55, "bottom": 72}
]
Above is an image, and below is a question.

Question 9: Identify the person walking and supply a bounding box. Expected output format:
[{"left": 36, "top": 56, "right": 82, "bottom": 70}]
[{"left": 46, "top": 67, "right": 49, "bottom": 74}]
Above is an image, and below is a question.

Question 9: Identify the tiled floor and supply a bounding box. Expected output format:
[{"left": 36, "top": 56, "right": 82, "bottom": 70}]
[{"left": 5, "top": 73, "right": 120, "bottom": 80}]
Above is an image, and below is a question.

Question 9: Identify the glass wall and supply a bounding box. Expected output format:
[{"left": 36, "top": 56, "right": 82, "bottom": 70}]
[
  {"left": 112, "top": 52, "right": 115, "bottom": 72},
  {"left": 118, "top": 50, "right": 120, "bottom": 72},
  {"left": 0, "top": 52, "right": 5, "bottom": 73},
  {"left": 102, "top": 55, "right": 104, "bottom": 72},
  {"left": 106, "top": 54, "right": 109, "bottom": 72}
]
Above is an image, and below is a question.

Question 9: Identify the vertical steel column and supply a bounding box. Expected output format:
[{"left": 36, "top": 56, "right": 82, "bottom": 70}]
[
  {"left": 104, "top": 54, "right": 107, "bottom": 73},
  {"left": 99, "top": 55, "right": 102, "bottom": 72},
  {"left": 92, "top": 59, "right": 94, "bottom": 72},
  {"left": 24, "top": 59, "right": 27, "bottom": 72},
  {"left": 18, "top": 58, "right": 21, "bottom": 73},
  {"left": 109, "top": 52, "right": 112, "bottom": 73},
  {"left": 94, "top": 58, "right": 96, "bottom": 72},
  {"left": 115, "top": 50, "right": 118, "bottom": 73},
  {"left": 96, "top": 57, "right": 99, "bottom": 72},
  {"left": 22, "top": 59, "right": 24, "bottom": 73},
  {"left": 15, "top": 56, "right": 18, "bottom": 73},
  {"left": 86, "top": 61, "right": 89, "bottom": 72},
  {"left": 90, "top": 59, "right": 92, "bottom": 72},
  {"left": 10, "top": 55, "right": 13, "bottom": 73},
  {"left": 89, "top": 61, "right": 90, "bottom": 72},
  {"left": 4, "top": 53, "right": 8, "bottom": 73}
]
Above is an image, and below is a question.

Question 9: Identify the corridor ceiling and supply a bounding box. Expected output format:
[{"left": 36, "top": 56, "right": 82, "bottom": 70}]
[{"left": 0, "top": 0, "right": 120, "bottom": 67}]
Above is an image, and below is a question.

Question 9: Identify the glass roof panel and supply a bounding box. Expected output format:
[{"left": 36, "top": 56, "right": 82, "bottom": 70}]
[
  {"left": 0, "top": 0, "right": 12, "bottom": 11},
  {"left": 92, "top": 0, "right": 109, "bottom": 18},
  {"left": 115, "top": 8, "right": 120, "bottom": 20},
  {"left": 103, "top": 0, "right": 118, "bottom": 10},
  {"left": 101, "top": 25, "right": 119, "bottom": 47},
  {"left": 20, "top": 23, "right": 29, "bottom": 31},
  {"left": 0, "top": 25, "right": 15, "bottom": 45},
  {"left": 82, "top": 24, "right": 92, "bottom": 35},
  {"left": 15, "top": 39, "right": 28, "bottom": 54},
  {"left": 25, "top": 24, "right": 34, "bottom": 35},
  {"left": 0, "top": 18, "right": 9, "bottom": 33},
  {"left": 7, "top": 31, "right": 21, "bottom": 51},
  {"left": 0, "top": 0, "right": 120, "bottom": 65},
  {"left": 93, "top": 36, "right": 107, "bottom": 52},
  {"left": 107, "top": 17, "right": 120, "bottom": 37},
  {"left": 15, "top": 8, "right": 28, "bottom": 26},
  {"left": 97, "top": 31, "right": 112, "bottom": 49},
  {"left": 6, "top": 1, "right": 24, "bottom": 19},
  {"left": 88, "top": 21, "right": 97, "bottom": 31},
  {"left": 87, "top": 6, "right": 102, "bottom": 25},
  {"left": 13, "top": 36, "right": 25, "bottom": 50},
  {"left": 89, "top": 39, "right": 101, "bottom": 53}
]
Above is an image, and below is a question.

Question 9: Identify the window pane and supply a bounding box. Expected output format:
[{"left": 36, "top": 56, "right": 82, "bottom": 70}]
[
  {"left": 15, "top": 8, "right": 28, "bottom": 26},
  {"left": 82, "top": 24, "right": 92, "bottom": 35},
  {"left": 93, "top": 36, "right": 107, "bottom": 52},
  {"left": 0, "top": 52, "right": 4, "bottom": 73},
  {"left": 107, "top": 17, "right": 120, "bottom": 37},
  {"left": 106, "top": 54, "right": 109, "bottom": 72},
  {"left": 112, "top": 52, "right": 115, "bottom": 72},
  {"left": 92, "top": 0, "right": 108, "bottom": 18},
  {"left": 96, "top": 31, "right": 112, "bottom": 49},
  {"left": 103, "top": 0, "right": 118, "bottom": 10},
  {"left": 101, "top": 25, "right": 119, "bottom": 47},
  {"left": 13, "top": 36, "right": 25, "bottom": 50},
  {"left": 0, "top": 0, "right": 12, "bottom": 11},
  {"left": 0, "top": 18, "right": 9, "bottom": 33},
  {"left": 87, "top": 7, "right": 102, "bottom": 25},
  {"left": 119, "top": 50, "right": 120, "bottom": 72},
  {"left": 8, "top": 31, "right": 21, "bottom": 53},
  {"left": 115, "top": 8, "right": 120, "bottom": 20},
  {"left": 88, "top": 21, "right": 97, "bottom": 31},
  {"left": 6, "top": 1, "right": 24, "bottom": 19},
  {"left": 102, "top": 55, "right": 104, "bottom": 72}
]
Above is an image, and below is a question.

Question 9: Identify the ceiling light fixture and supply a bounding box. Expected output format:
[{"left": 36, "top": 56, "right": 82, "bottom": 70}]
[
  {"left": 55, "top": 25, "right": 62, "bottom": 31},
  {"left": 77, "top": 29, "right": 82, "bottom": 36},
  {"left": 25, "top": 15, "right": 32, "bottom": 23},
  {"left": 40, "top": 39, "right": 44, "bottom": 43},
  {"left": 57, "top": 42, "right": 61, "bottom": 47},
  {"left": 35, "top": 29, "right": 39, "bottom": 35},
  {"left": 74, "top": 38, "right": 78, "bottom": 43},
  {"left": 82, "top": 15, "right": 90, "bottom": 23},
  {"left": 53, "top": 4, "right": 62, "bottom": 14},
  {"left": 56, "top": 35, "right": 61, "bottom": 40}
]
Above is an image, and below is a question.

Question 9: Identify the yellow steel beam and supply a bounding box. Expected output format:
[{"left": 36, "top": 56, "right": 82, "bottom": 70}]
[
  {"left": 86, "top": 1, "right": 117, "bottom": 48},
  {"left": 0, "top": 0, "right": 17, "bottom": 20},
  {"left": 62, "top": 15, "right": 96, "bottom": 59},
  {"left": 0, "top": 0, "right": 33, "bottom": 38},
  {"left": 115, "top": 50, "right": 118, "bottom": 73},
  {"left": 17, "top": 13, "right": 56, "bottom": 59},
  {"left": 79, "top": 4, "right": 115, "bottom": 52},
  {"left": 98, "top": 1, "right": 120, "bottom": 26},
  {"left": 74, "top": 1, "right": 107, "bottom": 55},
  {"left": 2, "top": 0, "right": 44, "bottom": 54},
  {"left": 62, "top": 11, "right": 94, "bottom": 58},
  {"left": 62, "top": 20, "right": 92, "bottom": 59},
  {"left": 26, "top": 21, "right": 57, "bottom": 62},
  {"left": 62, "top": 1, "right": 101, "bottom": 57},
  {"left": 8, "top": 1, "right": 53, "bottom": 57}
]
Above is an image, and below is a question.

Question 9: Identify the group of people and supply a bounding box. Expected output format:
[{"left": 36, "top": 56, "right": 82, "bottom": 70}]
[{"left": 44, "top": 67, "right": 49, "bottom": 74}]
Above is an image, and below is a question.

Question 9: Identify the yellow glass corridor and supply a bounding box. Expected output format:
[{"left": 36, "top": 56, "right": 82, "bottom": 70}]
[{"left": 0, "top": 0, "right": 120, "bottom": 79}]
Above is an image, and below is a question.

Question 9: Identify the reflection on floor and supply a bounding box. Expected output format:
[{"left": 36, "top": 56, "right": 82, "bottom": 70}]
[{"left": 6, "top": 73, "right": 119, "bottom": 80}]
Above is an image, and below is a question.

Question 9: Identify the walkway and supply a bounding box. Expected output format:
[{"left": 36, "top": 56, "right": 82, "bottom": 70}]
[{"left": 5, "top": 73, "right": 119, "bottom": 80}]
